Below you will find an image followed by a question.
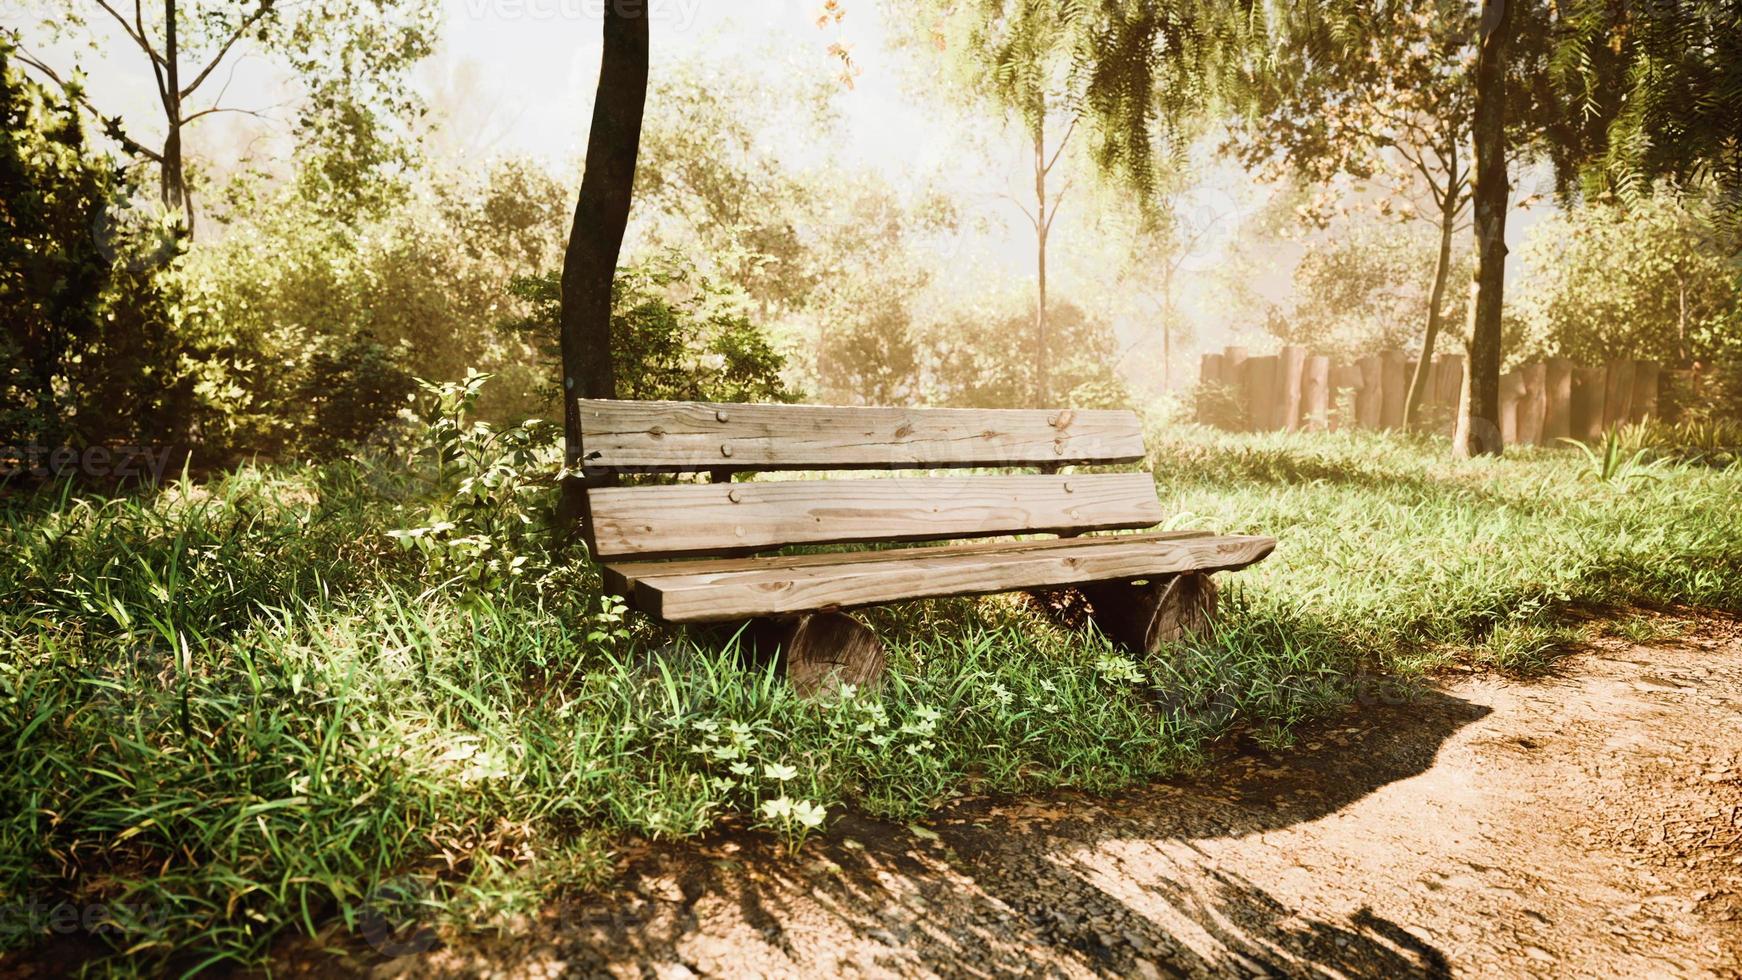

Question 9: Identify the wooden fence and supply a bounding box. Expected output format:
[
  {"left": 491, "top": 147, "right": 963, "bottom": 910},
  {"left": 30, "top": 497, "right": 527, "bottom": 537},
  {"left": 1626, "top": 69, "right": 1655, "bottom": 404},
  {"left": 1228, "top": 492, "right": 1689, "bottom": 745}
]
[{"left": 1198, "top": 345, "right": 1687, "bottom": 444}]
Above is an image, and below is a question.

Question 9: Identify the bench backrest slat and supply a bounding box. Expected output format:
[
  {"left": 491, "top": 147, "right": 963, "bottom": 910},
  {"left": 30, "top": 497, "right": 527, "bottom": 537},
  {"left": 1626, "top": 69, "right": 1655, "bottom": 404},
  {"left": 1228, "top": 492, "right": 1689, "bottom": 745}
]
[
  {"left": 587, "top": 472, "right": 1163, "bottom": 559},
  {"left": 578, "top": 399, "right": 1146, "bottom": 473}
]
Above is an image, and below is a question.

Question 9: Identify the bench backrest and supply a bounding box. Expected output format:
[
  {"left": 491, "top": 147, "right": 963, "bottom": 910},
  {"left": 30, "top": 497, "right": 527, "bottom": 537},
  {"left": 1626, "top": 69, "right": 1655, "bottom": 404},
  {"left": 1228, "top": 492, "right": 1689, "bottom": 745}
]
[{"left": 578, "top": 399, "right": 1157, "bottom": 560}]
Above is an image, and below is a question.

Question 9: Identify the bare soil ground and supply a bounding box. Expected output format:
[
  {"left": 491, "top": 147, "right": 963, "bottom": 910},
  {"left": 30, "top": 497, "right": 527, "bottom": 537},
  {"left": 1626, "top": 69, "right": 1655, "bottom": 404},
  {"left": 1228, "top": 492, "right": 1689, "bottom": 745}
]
[{"left": 306, "top": 615, "right": 1742, "bottom": 979}]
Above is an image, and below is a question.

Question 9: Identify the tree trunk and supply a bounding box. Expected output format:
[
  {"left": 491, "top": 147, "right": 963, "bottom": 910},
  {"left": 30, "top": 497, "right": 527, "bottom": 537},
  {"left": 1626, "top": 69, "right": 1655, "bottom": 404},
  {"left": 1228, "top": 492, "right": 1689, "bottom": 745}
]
[
  {"left": 1406, "top": 158, "right": 1458, "bottom": 429},
  {"left": 1034, "top": 125, "right": 1049, "bottom": 406},
  {"left": 160, "top": 0, "right": 190, "bottom": 233},
  {"left": 1457, "top": 0, "right": 1510, "bottom": 458},
  {"left": 559, "top": 5, "right": 650, "bottom": 521}
]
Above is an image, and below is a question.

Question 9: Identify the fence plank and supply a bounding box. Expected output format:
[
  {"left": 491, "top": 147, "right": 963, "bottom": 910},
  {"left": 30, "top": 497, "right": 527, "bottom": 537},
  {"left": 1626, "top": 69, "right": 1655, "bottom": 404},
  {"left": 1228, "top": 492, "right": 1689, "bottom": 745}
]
[
  {"left": 1518, "top": 361, "right": 1547, "bottom": 446},
  {"left": 1357, "top": 355, "right": 1383, "bottom": 429},
  {"left": 1437, "top": 354, "right": 1465, "bottom": 436},
  {"left": 1603, "top": 359, "right": 1636, "bottom": 428},
  {"left": 1544, "top": 357, "right": 1572, "bottom": 441},
  {"left": 1224, "top": 346, "right": 1249, "bottom": 431},
  {"left": 1380, "top": 349, "right": 1407, "bottom": 429},
  {"left": 1245, "top": 355, "right": 1279, "bottom": 432},
  {"left": 1571, "top": 366, "right": 1606, "bottom": 441},
  {"left": 1279, "top": 345, "right": 1307, "bottom": 432},
  {"left": 1630, "top": 360, "right": 1660, "bottom": 423},
  {"left": 1499, "top": 370, "right": 1524, "bottom": 445},
  {"left": 1201, "top": 353, "right": 1224, "bottom": 387},
  {"left": 1302, "top": 355, "right": 1331, "bottom": 431}
]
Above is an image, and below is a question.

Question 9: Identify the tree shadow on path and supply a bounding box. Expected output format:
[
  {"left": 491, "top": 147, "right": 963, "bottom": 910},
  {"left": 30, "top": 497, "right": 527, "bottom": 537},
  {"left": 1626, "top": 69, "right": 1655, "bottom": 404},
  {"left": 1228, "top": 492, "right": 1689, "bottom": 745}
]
[{"left": 515, "top": 685, "right": 1486, "bottom": 978}]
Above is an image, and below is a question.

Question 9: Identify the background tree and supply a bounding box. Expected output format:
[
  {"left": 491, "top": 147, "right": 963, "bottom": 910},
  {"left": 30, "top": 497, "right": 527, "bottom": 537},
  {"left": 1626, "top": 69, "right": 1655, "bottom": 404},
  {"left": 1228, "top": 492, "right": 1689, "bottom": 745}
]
[
  {"left": 559, "top": 3, "right": 648, "bottom": 513},
  {"left": 1513, "top": 192, "right": 1739, "bottom": 368},
  {"left": 11, "top": 0, "right": 437, "bottom": 233},
  {"left": 0, "top": 41, "right": 192, "bottom": 451},
  {"left": 1549, "top": 0, "right": 1742, "bottom": 218},
  {"left": 1227, "top": 0, "right": 1568, "bottom": 431},
  {"left": 908, "top": 0, "right": 1258, "bottom": 404}
]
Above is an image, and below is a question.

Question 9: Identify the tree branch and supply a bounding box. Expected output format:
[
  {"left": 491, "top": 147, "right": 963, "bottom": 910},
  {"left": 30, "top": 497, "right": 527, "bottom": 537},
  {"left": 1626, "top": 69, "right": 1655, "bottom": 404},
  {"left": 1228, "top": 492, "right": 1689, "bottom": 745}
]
[
  {"left": 1043, "top": 117, "right": 1076, "bottom": 176},
  {"left": 180, "top": 0, "right": 275, "bottom": 99},
  {"left": 13, "top": 47, "right": 165, "bottom": 162}
]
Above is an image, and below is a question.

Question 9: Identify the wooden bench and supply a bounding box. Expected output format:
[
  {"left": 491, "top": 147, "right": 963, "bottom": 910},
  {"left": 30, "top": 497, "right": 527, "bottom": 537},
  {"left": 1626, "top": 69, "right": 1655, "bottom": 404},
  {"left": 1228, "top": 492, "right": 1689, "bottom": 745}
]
[{"left": 576, "top": 399, "right": 1276, "bottom": 694}]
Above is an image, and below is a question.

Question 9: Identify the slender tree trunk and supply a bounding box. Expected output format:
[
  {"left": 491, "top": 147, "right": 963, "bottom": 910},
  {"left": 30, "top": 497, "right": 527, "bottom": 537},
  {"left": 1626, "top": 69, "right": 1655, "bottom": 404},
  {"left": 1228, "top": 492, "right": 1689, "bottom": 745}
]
[
  {"left": 1034, "top": 124, "right": 1049, "bottom": 406},
  {"left": 1456, "top": 0, "right": 1510, "bottom": 458},
  {"left": 559, "top": 4, "right": 650, "bottom": 520},
  {"left": 1406, "top": 170, "right": 1458, "bottom": 429},
  {"left": 160, "top": 0, "right": 191, "bottom": 233}
]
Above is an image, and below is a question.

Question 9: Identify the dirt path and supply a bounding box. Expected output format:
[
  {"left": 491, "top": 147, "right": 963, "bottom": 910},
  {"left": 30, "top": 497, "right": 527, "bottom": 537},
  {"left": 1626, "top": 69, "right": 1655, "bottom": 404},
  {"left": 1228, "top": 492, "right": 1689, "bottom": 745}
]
[{"left": 349, "top": 620, "right": 1742, "bottom": 977}]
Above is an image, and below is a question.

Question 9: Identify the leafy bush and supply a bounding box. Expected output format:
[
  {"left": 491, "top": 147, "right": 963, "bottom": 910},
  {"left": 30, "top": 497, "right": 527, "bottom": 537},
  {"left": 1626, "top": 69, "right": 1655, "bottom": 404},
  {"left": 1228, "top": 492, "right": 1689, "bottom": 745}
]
[
  {"left": 502, "top": 251, "right": 798, "bottom": 405},
  {"left": 0, "top": 42, "right": 194, "bottom": 454}
]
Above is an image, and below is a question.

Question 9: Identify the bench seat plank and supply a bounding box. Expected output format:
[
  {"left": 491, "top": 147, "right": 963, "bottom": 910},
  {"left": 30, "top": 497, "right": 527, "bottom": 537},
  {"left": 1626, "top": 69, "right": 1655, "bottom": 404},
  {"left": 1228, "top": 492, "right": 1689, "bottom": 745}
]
[
  {"left": 577, "top": 399, "right": 1147, "bottom": 472},
  {"left": 588, "top": 472, "right": 1165, "bottom": 559},
  {"left": 618, "top": 533, "right": 1276, "bottom": 622},
  {"left": 601, "top": 529, "right": 1216, "bottom": 596}
]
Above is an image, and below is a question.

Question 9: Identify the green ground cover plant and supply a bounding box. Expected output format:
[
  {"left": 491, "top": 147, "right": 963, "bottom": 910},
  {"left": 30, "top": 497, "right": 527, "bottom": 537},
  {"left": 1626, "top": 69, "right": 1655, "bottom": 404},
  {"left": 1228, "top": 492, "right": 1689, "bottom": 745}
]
[{"left": 3, "top": 403, "right": 1740, "bottom": 973}]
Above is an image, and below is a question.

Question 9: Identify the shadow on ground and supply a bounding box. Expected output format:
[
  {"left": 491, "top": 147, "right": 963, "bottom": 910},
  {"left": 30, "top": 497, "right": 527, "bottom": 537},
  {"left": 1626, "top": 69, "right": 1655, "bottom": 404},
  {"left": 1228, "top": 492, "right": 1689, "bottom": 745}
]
[{"left": 293, "top": 685, "right": 1487, "bottom": 978}]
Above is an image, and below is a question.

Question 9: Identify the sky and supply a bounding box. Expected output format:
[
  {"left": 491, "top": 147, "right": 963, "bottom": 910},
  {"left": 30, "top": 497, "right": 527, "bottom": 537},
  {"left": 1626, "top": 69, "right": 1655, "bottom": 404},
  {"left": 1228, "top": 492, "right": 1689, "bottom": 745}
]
[{"left": 8, "top": 0, "right": 1557, "bottom": 392}]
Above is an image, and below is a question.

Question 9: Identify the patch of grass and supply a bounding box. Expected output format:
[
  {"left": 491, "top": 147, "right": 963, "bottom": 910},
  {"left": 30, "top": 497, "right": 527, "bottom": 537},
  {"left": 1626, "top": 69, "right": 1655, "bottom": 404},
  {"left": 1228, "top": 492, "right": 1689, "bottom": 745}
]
[
  {"left": 1606, "top": 614, "right": 1692, "bottom": 645},
  {"left": 2, "top": 424, "right": 1740, "bottom": 970}
]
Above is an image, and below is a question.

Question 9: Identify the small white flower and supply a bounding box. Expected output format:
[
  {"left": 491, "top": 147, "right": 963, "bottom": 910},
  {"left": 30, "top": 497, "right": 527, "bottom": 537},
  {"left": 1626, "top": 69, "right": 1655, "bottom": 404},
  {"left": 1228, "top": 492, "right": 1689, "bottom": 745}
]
[
  {"left": 792, "top": 800, "right": 827, "bottom": 829},
  {"left": 759, "top": 796, "right": 794, "bottom": 821}
]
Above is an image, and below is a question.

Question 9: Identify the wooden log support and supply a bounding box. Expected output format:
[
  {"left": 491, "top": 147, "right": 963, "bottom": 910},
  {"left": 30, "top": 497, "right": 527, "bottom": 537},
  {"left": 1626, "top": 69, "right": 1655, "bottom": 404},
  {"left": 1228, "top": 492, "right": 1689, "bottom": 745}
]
[
  {"left": 1603, "top": 359, "right": 1636, "bottom": 429},
  {"left": 1302, "top": 355, "right": 1331, "bottom": 431},
  {"left": 1379, "top": 349, "right": 1407, "bottom": 430},
  {"left": 1082, "top": 572, "right": 1219, "bottom": 655},
  {"left": 1518, "top": 361, "right": 1546, "bottom": 446},
  {"left": 1279, "top": 345, "right": 1307, "bottom": 432},
  {"left": 1630, "top": 360, "right": 1660, "bottom": 423},
  {"left": 1245, "top": 355, "right": 1279, "bottom": 432},
  {"left": 1543, "top": 357, "right": 1572, "bottom": 442},
  {"left": 1356, "top": 355, "right": 1383, "bottom": 429},
  {"left": 1499, "top": 370, "right": 1524, "bottom": 446},
  {"left": 750, "top": 613, "right": 887, "bottom": 699},
  {"left": 1570, "top": 366, "right": 1606, "bottom": 442}
]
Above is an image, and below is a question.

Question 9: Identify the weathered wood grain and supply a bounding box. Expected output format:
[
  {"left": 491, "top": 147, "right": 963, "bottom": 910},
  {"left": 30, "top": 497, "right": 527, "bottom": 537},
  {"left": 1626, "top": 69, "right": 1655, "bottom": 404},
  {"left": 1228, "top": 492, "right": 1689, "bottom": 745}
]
[
  {"left": 1544, "top": 357, "right": 1572, "bottom": 441},
  {"left": 1603, "top": 360, "right": 1636, "bottom": 429},
  {"left": 1279, "top": 345, "right": 1307, "bottom": 432},
  {"left": 1302, "top": 355, "right": 1330, "bottom": 431},
  {"left": 1082, "top": 571, "right": 1218, "bottom": 654},
  {"left": 630, "top": 533, "right": 1277, "bottom": 622},
  {"left": 1244, "top": 355, "right": 1279, "bottom": 432},
  {"left": 576, "top": 400, "right": 1146, "bottom": 473},
  {"left": 588, "top": 472, "right": 1166, "bottom": 558},
  {"left": 602, "top": 529, "right": 1216, "bottom": 596},
  {"left": 754, "top": 612, "right": 887, "bottom": 699}
]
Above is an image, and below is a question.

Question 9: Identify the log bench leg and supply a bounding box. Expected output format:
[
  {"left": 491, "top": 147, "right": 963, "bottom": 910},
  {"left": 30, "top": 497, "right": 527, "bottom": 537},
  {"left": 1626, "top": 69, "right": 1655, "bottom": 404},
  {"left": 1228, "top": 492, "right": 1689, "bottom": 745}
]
[
  {"left": 1080, "top": 571, "right": 1219, "bottom": 655},
  {"left": 747, "top": 611, "right": 888, "bottom": 699}
]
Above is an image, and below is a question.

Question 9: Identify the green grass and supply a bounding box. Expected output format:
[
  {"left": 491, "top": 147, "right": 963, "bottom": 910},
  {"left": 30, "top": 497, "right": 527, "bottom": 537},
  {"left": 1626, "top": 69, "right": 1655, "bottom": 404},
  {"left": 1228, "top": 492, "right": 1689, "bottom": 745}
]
[{"left": 2, "top": 425, "right": 1739, "bottom": 973}]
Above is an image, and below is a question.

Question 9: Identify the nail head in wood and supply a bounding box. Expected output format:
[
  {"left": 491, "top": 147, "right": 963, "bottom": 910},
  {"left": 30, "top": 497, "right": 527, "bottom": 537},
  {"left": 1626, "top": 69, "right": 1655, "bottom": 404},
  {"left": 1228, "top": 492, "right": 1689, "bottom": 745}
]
[
  {"left": 715, "top": 408, "right": 729, "bottom": 422},
  {"left": 727, "top": 488, "right": 742, "bottom": 503},
  {"left": 720, "top": 443, "right": 733, "bottom": 457}
]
